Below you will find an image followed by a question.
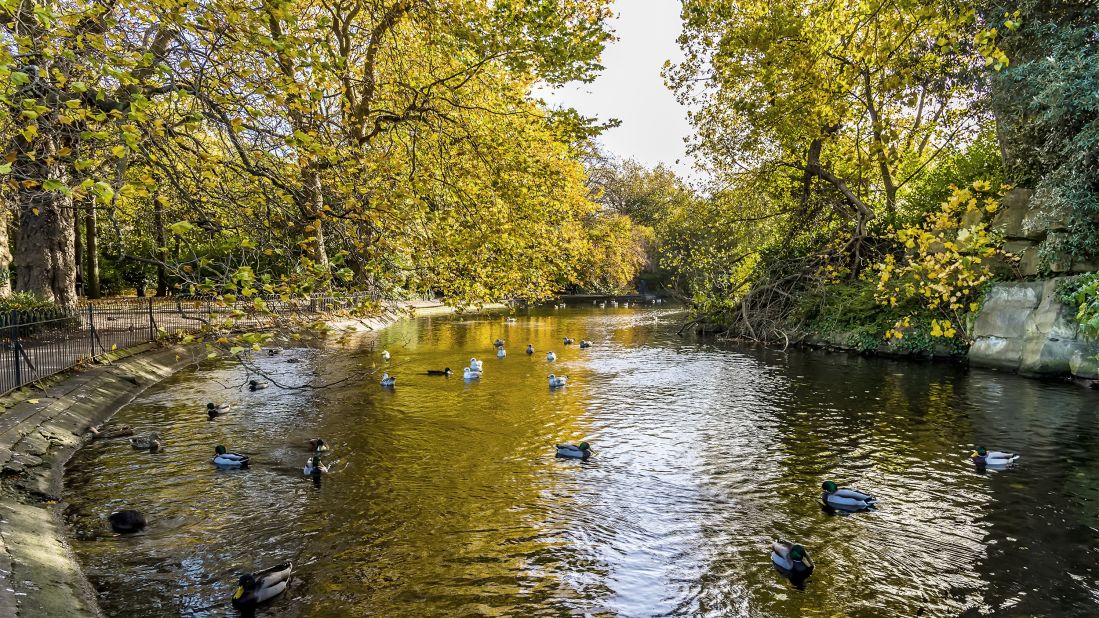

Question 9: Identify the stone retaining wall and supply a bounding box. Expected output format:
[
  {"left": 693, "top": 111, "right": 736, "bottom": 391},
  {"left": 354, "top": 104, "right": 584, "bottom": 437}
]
[{"left": 969, "top": 279, "right": 1099, "bottom": 379}]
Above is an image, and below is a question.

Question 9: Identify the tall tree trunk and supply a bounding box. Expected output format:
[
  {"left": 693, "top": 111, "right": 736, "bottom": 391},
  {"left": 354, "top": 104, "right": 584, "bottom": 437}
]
[
  {"left": 302, "top": 166, "right": 329, "bottom": 270},
  {"left": 14, "top": 188, "right": 77, "bottom": 310},
  {"left": 154, "top": 196, "right": 168, "bottom": 296},
  {"left": 84, "top": 198, "right": 100, "bottom": 299},
  {"left": 0, "top": 205, "right": 12, "bottom": 296}
]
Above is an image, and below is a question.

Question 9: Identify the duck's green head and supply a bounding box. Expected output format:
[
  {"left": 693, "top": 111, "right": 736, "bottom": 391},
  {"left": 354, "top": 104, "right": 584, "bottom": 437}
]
[
  {"left": 975, "top": 446, "right": 988, "bottom": 457},
  {"left": 822, "top": 481, "right": 838, "bottom": 493},
  {"left": 206, "top": 402, "right": 215, "bottom": 409},
  {"left": 216, "top": 445, "right": 226, "bottom": 455},
  {"left": 790, "top": 545, "right": 807, "bottom": 561},
  {"left": 238, "top": 573, "right": 257, "bottom": 590},
  {"left": 579, "top": 442, "right": 591, "bottom": 452}
]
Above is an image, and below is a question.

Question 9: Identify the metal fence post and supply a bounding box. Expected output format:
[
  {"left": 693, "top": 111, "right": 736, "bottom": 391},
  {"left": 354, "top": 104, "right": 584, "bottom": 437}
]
[
  {"left": 148, "top": 298, "right": 156, "bottom": 342},
  {"left": 88, "top": 303, "right": 97, "bottom": 360},
  {"left": 12, "top": 310, "right": 20, "bottom": 387}
]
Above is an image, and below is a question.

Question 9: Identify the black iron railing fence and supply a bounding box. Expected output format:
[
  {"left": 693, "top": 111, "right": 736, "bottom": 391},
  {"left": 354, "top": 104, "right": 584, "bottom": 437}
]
[{"left": 0, "top": 293, "right": 388, "bottom": 395}]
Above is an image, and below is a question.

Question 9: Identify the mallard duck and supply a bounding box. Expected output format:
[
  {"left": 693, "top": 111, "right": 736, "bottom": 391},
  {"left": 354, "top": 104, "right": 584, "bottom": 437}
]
[
  {"left": 564, "top": 337, "right": 574, "bottom": 345},
  {"left": 130, "top": 432, "right": 161, "bottom": 452},
  {"left": 380, "top": 373, "right": 396, "bottom": 388},
  {"left": 771, "top": 540, "right": 814, "bottom": 576},
  {"left": 821, "top": 481, "right": 877, "bottom": 510},
  {"left": 108, "top": 509, "right": 146, "bottom": 534},
  {"left": 426, "top": 368, "right": 452, "bottom": 376},
  {"left": 231, "top": 563, "right": 292, "bottom": 616},
  {"left": 309, "top": 438, "right": 329, "bottom": 453},
  {"left": 248, "top": 379, "right": 269, "bottom": 391},
  {"left": 213, "top": 445, "right": 250, "bottom": 468},
  {"left": 469, "top": 358, "right": 484, "bottom": 371},
  {"left": 88, "top": 424, "right": 133, "bottom": 440},
  {"left": 579, "top": 340, "right": 592, "bottom": 349},
  {"left": 493, "top": 338, "right": 505, "bottom": 348},
  {"left": 206, "top": 402, "right": 230, "bottom": 418},
  {"left": 548, "top": 374, "right": 568, "bottom": 388},
  {"left": 546, "top": 351, "right": 557, "bottom": 361},
  {"left": 971, "top": 446, "right": 1019, "bottom": 467},
  {"left": 266, "top": 348, "right": 281, "bottom": 356},
  {"left": 381, "top": 350, "right": 390, "bottom": 361},
  {"left": 526, "top": 344, "right": 534, "bottom": 355},
  {"left": 505, "top": 317, "right": 517, "bottom": 323},
  {"left": 555, "top": 442, "right": 592, "bottom": 460},
  {"left": 464, "top": 367, "right": 482, "bottom": 380},
  {"left": 303, "top": 455, "right": 328, "bottom": 475},
  {"left": 497, "top": 348, "right": 507, "bottom": 358}
]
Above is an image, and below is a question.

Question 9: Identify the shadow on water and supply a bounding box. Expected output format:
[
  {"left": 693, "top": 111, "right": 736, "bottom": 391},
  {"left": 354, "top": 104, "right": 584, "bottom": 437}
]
[{"left": 63, "top": 306, "right": 1099, "bottom": 616}]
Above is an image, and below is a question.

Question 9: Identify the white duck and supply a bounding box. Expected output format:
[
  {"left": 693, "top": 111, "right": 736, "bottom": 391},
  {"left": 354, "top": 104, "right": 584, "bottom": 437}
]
[
  {"left": 469, "top": 357, "right": 484, "bottom": 371},
  {"left": 212, "top": 445, "right": 249, "bottom": 468},
  {"left": 820, "top": 481, "right": 878, "bottom": 511},
  {"left": 381, "top": 350, "right": 391, "bottom": 361},
  {"left": 380, "top": 373, "right": 396, "bottom": 388},
  {"left": 497, "top": 347, "right": 507, "bottom": 358},
  {"left": 546, "top": 351, "right": 557, "bottom": 361},
  {"left": 971, "top": 447, "right": 1019, "bottom": 467},
  {"left": 548, "top": 374, "right": 568, "bottom": 388},
  {"left": 463, "top": 367, "right": 482, "bottom": 380}
]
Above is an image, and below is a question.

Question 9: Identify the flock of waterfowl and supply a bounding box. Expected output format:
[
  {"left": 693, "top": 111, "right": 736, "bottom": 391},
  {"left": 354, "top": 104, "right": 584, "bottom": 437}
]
[
  {"left": 84, "top": 312, "right": 608, "bottom": 614},
  {"left": 85, "top": 301, "right": 1022, "bottom": 611}
]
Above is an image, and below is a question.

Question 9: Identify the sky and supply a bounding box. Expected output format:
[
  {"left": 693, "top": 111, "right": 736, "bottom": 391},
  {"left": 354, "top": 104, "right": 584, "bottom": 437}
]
[{"left": 539, "top": 1, "right": 696, "bottom": 179}]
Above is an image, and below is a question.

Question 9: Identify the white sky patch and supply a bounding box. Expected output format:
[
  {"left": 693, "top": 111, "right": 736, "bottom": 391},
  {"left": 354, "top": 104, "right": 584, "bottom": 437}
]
[{"left": 537, "top": 0, "right": 698, "bottom": 180}]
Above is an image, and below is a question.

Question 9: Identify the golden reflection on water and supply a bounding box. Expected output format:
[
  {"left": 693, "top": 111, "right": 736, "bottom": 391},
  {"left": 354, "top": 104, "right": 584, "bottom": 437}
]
[{"left": 64, "top": 307, "right": 1099, "bottom": 617}]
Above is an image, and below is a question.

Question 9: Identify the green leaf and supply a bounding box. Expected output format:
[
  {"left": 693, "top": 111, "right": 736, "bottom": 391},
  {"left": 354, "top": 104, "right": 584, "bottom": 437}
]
[{"left": 169, "top": 221, "right": 195, "bottom": 235}]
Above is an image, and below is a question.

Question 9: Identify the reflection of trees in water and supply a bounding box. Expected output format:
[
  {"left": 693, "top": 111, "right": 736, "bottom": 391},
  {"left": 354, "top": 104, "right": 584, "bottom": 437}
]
[{"left": 961, "top": 373, "right": 1099, "bottom": 615}]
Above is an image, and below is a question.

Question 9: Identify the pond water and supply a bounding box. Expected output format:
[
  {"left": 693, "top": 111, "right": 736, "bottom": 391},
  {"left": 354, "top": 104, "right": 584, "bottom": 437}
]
[{"left": 65, "top": 306, "right": 1099, "bottom": 617}]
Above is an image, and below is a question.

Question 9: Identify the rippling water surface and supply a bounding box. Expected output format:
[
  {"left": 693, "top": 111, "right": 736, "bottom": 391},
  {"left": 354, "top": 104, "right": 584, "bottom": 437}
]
[{"left": 65, "top": 306, "right": 1099, "bottom": 616}]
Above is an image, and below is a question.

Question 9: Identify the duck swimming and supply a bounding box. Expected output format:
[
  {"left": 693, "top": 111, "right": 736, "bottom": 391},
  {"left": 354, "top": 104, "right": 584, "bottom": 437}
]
[
  {"left": 548, "top": 374, "right": 568, "bottom": 388},
  {"left": 426, "top": 368, "right": 452, "bottom": 376},
  {"left": 469, "top": 357, "right": 484, "bottom": 371},
  {"left": 771, "top": 540, "right": 813, "bottom": 578},
  {"left": 464, "top": 367, "right": 482, "bottom": 380},
  {"left": 129, "top": 432, "right": 161, "bottom": 452},
  {"left": 303, "top": 455, "right": 328, "bottom": 475},
  {"left": 88, "top": 424, "right": 133, "bottom": 440},
  {"left": 381, "top": 349, "right": 390, "bottom": 361},
  {"left": 213, "top": 445, "right": 250, "bottom": 468},
  {"left": 248, "top": 379, "right": 269, "bottom": 391},
  {"left": 563, "top": 337, "right": 574, "bottom": 345},
  {"left": 505, "top": 317, "right": 517, "bottom": 323},
  {"left": 231, "top": 563, "right": 292, "bottom": 616},
  {"left": 526, "top": 344, "right": 534, "bottom": 355},
  {"left": 821, "top": 481, "right": 878, "bottom": 511},
  {"left": 579, "top": 340, "right": 592, "bottom": 349},
  {"left": 493, "top": 338, "right": 505, "bottom": 348},
  {"left": 380, "top": 373, "right": 396, "bottom": 388},
  {"left": 497, "top": 347, "right": 507, "bottom": 358},
  {"left": 546, "top": 351, "right": 557, "bottom": 361},
  {"left": 555, "top": 442, "right": 592, "bottom": 460},
  {"left": 309, "top": 438, "right": 329, "bottom": 453},
  {"left": 971, "top": 447, "right": 1019, "bottom": 467},
  {"left": 108, "top": 509, "right": 146, "bottom": 534},
  {"left": 206, "top": 402, "right": 230, "bottom": 418}
]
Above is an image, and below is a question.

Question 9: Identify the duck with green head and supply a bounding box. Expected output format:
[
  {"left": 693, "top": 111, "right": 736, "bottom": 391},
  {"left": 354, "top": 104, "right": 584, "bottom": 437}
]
[
  {"left": 555, "top": 442, "right": 592, "bottom": 460},
  {"left": 231, "top": 563, "right": 292, "bottom": 617},
  {"left": 212, "top": 445, "right": 250, "bottom": 468},
  {"left": 821, "top": 480, "right": 878, "bottom": 511},
  {"left": 970, "top": 446, "right": 1019, "bottom": 467},
  {"left": 771, "top": 540, "right": 814, "bottom": 576}
]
